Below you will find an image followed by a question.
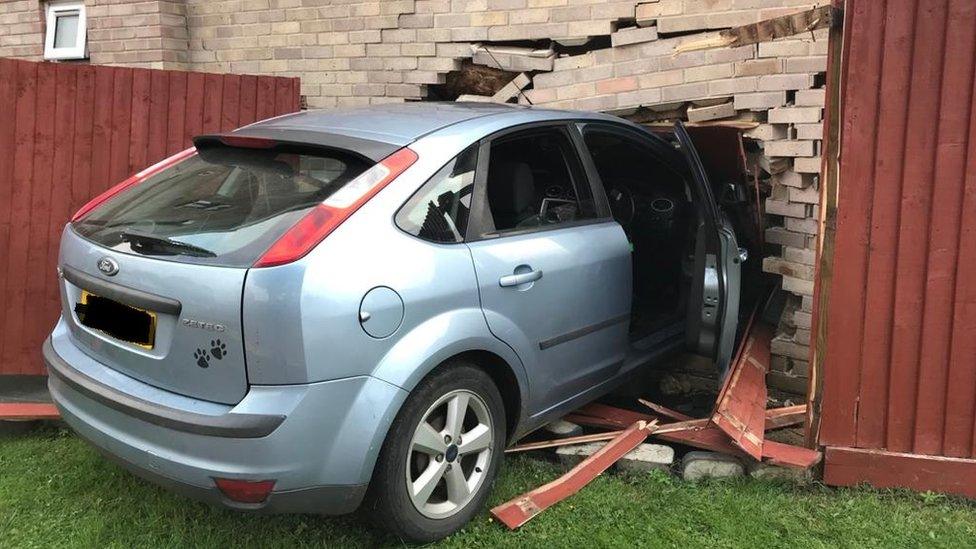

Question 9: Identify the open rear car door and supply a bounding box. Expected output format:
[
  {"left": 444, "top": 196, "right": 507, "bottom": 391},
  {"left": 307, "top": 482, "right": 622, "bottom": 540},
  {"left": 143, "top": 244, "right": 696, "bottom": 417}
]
[{"left": 675, "top": 121, "right": 741, "bottom": 379}]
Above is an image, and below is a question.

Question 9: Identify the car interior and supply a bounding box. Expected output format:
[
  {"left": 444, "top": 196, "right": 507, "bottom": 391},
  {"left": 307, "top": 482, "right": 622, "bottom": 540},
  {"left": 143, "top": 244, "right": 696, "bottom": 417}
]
[
  {"left": 481, "top": 126, "right": 701, "bottom": 346},
  {"left": 485, "top": 130, "right": 596, "bottom": 233},
  {"left": 582, "top": 130, "right": 698, "bottom": 342}
]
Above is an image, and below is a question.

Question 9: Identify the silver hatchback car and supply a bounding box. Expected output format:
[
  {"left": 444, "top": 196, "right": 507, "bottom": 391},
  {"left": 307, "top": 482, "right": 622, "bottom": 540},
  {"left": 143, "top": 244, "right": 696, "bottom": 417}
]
[{"left": 45, "top": 102, "right": 742, "bottom": 541}]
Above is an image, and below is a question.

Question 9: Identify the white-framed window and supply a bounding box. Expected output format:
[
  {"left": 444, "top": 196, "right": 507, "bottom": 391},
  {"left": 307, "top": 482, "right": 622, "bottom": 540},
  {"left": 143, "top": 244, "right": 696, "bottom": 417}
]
[{"left": 44, "top": 1, "right": 87, "bottom": 61}]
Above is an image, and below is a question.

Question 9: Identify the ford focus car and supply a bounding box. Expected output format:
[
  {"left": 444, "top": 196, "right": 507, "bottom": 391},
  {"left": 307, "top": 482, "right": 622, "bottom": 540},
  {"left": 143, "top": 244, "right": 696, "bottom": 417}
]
[{"left": 45, "top": 102, "right": 743, "bottom": 542}]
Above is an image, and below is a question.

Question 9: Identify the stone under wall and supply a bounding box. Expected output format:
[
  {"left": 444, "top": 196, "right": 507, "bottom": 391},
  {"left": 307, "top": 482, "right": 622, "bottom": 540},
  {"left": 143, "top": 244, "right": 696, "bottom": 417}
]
[{"left": 0, "top": 0, "right": 826, "bottom": 395}]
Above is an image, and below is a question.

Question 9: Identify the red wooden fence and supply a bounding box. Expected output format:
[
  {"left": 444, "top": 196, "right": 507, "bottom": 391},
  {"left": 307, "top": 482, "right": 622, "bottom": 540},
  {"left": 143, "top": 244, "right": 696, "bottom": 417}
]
[
  {"left": 0, "top": 58, "right": 300, "bottom": 376},
  {"left": 818, "top": 0, "right": 976, "bottom": 496}
]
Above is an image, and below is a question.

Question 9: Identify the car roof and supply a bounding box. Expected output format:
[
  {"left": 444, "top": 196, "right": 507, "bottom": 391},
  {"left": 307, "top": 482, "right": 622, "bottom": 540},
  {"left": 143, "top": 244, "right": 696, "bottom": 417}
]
[{"left": 213, "top": 102, "right": 625, "bottom": 161}]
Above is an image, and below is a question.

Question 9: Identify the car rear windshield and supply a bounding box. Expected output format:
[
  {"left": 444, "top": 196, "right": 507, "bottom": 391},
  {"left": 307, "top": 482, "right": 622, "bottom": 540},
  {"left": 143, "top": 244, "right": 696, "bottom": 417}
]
[{"left": 72, "top": 145, "right": 374, "bottom": 267}]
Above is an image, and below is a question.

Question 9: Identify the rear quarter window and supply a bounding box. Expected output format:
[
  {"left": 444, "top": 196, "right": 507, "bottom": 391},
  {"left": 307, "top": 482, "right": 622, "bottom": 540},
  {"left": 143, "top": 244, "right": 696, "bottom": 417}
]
[{"left": 72, "top": 146, "right": 373, "bottom": 267}]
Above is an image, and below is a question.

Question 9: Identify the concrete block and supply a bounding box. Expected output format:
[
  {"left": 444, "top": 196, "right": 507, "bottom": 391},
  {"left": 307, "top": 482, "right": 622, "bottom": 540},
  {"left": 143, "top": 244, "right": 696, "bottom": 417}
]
[
  {"left": 783, "top": 275, "right": 815, "bottom": 296},
  {"left": 765, "top": 198, "right": 807, "bottom": 218},
  {"left": 786, "top": 55, "right": 828, "bottom": 74},
  {"left": 611, "top": 25, "right": 659, "bottom": 47},
  {"left": 734, "top": 91, "right": 786, "bottom": 110},
  {"left": 636, "top": 0, "right": 683, "bottom": 26},
  {"left": 748, "top": 462, "right": 813, "bottom": 482},
  {"left": 795, "top": 88, "right": 827, "bottom": 107},
  {"left": 794, "top": 123, "right": 824, "bottom": 140},
  {"left": 744, "top": 124, "right": 788, "bottom": 141},
  {"left": 685, "top": 63, "right": 734, "bottom": 83},
  {"left": 767, "top": 370, "right": 807, "bottom": 394},
  {"left": 788, "top": 184, "right": 820, "bottom": 204},
  {"left": 783, "top": 246, "right": 817, "bottom": 265},
  {"left": 763, "top": 257, "right": 815, "bottom": 280},
  {"left": 766, "top": 227, "right": 808, "bottom": 248},
  {"left": 555, "top": 442, "right": 604, "bottom": 468},
  {"left": 681, "top": 451, "right": 745, "bottom": 481},
  {"left": 709, "top": 76, "right": 758, "bottom": 95},
  {"left": 757, "top": 73, "right": 815, "bottom": 91},
  {"left": 769, "top": 107, "right": 822, "bottom": 124},
  {"left": 491, "top": 73, "right": 531, "bottom": 102},
  {"left": 793, "top": 156, "right": 823, "bottom": 174},
  {"left": 794, "top": 310, "right": 813, "bottom": 329},
  {"left": 764, "top": 140, "right": 816, "bottom": 157},
  {"left": 735, "top": 58, "right": 782, "bottom": 77},
  {"left": 456, "top": 94, "right": 494, "bottom": 102},
  {"left": 544, "top": 419, "right": 584, "bottom": 438},
  {"left": 687, "top": 101, "right": 736, "bottom": 123},
  {"left": 771, "top": 335, "right": 810, "bottom": 360},
  {"left": 774, "top": 170, "right": 813, "bottom": 188},
  {"left": 617, "top": 443, "right": 675, "bottom": 473},
  {"left": 758, "top": 40, "right": 809, "bottom": 58},
  {"left": 786, "top": 217, "right": 819, "bottom": 235},
  {"left": 661, "top": 82, "right": 710, "bottom": 102}
]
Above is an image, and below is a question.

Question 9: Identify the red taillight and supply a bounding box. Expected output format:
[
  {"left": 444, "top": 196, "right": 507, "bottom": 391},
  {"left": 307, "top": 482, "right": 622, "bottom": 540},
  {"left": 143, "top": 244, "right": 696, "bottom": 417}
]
[
  {"left": 70, "top": 148, "right": 197, "bottom": 222},
  {"left": 213, "top": 478, "right": 276, "bottom": 504},
  {"left": 253, "top": 147, "right": 419, "bottom": 268}
]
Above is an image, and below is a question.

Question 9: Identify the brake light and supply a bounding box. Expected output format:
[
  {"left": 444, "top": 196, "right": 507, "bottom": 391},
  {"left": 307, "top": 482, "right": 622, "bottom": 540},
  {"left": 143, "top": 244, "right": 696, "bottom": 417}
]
[
  {"left": 253, "top": 147, "right": 419, "bottom": 268},
  {"left": 213, "top": 478, "right": 276, "bottom": 504},
  {"left": 218, "top": 135, "right": 276, "bottom": 149},
  {"left": 70, "top": 148, "right": 197, "bottom": 222}
]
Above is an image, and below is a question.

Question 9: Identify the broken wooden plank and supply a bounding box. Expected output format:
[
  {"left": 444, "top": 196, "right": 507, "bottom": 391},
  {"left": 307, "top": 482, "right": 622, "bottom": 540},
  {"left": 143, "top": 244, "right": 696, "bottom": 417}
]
[
  {"left": 506, "top": 430, "right": 625, "bottom": 454},
  {"left": 762, "top": 440, "right": 822, "bottom": 469},
  {"left": 637, "top": 399, "right": 693, "bottom": 422},
  {"left": 675, "top": 6, "right": 837, "bottom": 54},
  {"left": 571, "top": 402, "right": 656, "bottom": 427},
  {"left": 711, "top": 323, "right": 772, "bottom": 460},
  {"left": 491, "top": 421, "right": 657, "bottom": 529},
  {"left": 0, "top": 402, "right": 60, "bottom": 420},
  {"left": 764, "top": 404, "right": 807, "bottom": 430}
]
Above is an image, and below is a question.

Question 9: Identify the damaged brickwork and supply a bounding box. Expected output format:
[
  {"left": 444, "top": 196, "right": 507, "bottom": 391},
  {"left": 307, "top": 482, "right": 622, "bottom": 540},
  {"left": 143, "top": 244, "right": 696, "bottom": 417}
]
[{"left": 0, "top": 0, "right": 827, "bottom": 395}]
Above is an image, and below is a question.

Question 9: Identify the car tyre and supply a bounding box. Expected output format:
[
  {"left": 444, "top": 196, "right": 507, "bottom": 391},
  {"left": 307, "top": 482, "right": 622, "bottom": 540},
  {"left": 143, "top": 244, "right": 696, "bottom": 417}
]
[{"left": 364, "top": 361, "right": 506, "bottom": 543}]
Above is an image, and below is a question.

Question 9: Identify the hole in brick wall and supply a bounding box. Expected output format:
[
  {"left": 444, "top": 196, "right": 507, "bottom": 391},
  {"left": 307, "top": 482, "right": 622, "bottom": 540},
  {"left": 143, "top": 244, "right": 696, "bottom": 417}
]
[{"left": 426, "top": 61, "right": 516, "bottom": 101}]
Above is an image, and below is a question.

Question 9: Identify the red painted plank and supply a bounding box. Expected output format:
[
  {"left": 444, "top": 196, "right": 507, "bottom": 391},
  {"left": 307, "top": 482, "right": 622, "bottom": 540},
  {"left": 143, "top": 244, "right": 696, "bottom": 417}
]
[
  {"left": 761, "top": 440, "right": 821, "bottom": 469},
  {"left": 146, "top": 69, "right": 169, "bottom": 164},
  {"left": 89, "top": 67, "right": 115, "bottom": 197},
  {"left": 21, "top": 62, "right": 56, "bottom": 375},
  {"left": 202, "top": 73, "right": 223, "bottom": 134},
  {"left": 238, "top": 74, "right": 258, "bottom": 127},
  {"left": 491, "top": 421, "right": 655, "bottom": 529},
  {"left": 0, "top": 402, "right": 60, "bottom": 420},
  {"left": 274, "top": 77, "right": 292, "bottom": 115},
  {"left": 220, "top": 73, "right": 241, "bottom": 132},
  {"left": 824, "top": 446, "right": 976, "bottom": 499},
  {"left": 944, "top": 7, "right": 976, "bottom": 458},
  {"left": 165, "top": 71, "right": 187, "bottom": 155},
  {"left": 711, "top": 323, "right": 771, "bottom": 460},
  {"left": 0, "top": 59, "right": 20, "bottom": 374},
  {"left": 42, "top": 65, "right": 78, "bottom": 368},
  {"left": 108, "top": 68, "right": 133, "bottom": 184},
  {"left": 184, "top": 72, "right": 205, "bottom": 143},
  {"left": 818, "top": 0, "right": 886, "bottom": 448},
  {"left": 912, "top": 0, "right": 976, "bottom": 457},
  {"left": 128, "top": 68, "right": 151, "bottom": 175},
  {"left": 255, "top": 76, "right": 276, "bottom": 121},
  {"left": 70, "top": 65, "right": 96, "bottom": 216},
  {"left": 854, "top": 0, "right": 916, "bottom": 450},
  {"left": 887, "top": 0, "right": 949, "bottom": 453}
]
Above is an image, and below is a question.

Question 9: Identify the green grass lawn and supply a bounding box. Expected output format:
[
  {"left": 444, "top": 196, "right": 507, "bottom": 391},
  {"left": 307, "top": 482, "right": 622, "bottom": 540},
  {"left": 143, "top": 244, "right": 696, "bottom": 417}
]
[{"left": 2, "top": 425, "right": 975, "bottom": 548}]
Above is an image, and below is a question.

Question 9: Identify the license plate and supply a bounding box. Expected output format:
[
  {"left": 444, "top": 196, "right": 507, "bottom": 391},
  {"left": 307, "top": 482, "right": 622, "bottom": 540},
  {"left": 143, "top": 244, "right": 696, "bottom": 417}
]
[{"left": 75, "top": 290, "right": 157, "bottom": 349}]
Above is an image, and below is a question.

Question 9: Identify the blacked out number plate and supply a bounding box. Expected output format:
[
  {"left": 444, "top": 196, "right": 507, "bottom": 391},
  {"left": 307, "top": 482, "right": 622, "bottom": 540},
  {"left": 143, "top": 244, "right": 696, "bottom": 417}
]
[{"left": 75, "top": 291, "right": 157, "bottom": 349}]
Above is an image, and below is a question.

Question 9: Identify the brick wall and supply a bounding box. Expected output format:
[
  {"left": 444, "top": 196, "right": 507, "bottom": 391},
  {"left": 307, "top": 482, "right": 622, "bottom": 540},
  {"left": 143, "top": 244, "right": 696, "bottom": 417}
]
[{"left": 0, "top": 0, "right": 827, "bottom": 395}]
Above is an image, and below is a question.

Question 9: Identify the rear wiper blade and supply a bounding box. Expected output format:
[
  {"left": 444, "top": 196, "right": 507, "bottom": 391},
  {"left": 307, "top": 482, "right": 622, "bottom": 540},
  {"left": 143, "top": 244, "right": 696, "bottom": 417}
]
[{"left": 120, "top": 230, "right": 217, "bottom": 258}]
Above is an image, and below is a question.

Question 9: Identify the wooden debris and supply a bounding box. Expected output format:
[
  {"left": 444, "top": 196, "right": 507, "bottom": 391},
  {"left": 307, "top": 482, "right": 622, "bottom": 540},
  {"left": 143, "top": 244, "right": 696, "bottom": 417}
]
[
  {"left": 638, "top": 399, "right": 693, "bottom": 422},
  {"left": 506, "top": 430, "right": 625, "bottom": 454},
  {"left": 675, "top": 6, "right": 837, "bottom": 54},
  {"left": 491, "top": 420, "right": 657, "bottom": 529},
  {"left": 0, "top": 402, "right": 60, "bottom": 420},
  {"left": 764, "top": 404, "right": 807, "bottom": 430},
  {"left": 711, "top": 322, "right": 772, "bottom": 460}
]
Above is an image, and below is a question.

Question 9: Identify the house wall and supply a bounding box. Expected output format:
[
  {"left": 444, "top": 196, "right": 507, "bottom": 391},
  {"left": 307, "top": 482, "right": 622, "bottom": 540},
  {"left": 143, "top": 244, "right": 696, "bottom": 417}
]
[{"left": 0, "top": 0, "right": 828, "bottom": 394}]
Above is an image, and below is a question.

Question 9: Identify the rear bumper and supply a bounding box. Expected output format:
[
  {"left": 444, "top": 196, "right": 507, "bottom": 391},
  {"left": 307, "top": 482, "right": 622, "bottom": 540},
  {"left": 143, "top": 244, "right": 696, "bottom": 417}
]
[{"left": 45, "top": 324, "right": 408, "bottom": 515}]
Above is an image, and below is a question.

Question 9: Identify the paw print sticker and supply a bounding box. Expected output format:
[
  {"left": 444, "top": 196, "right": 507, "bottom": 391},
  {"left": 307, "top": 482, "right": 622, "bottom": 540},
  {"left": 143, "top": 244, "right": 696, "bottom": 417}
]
[
  {"left": 194, "top": 349, "right": 210, "bottom": 369},
  {"left": 210, "top": 339, "right": 227, "bottom": 360}
]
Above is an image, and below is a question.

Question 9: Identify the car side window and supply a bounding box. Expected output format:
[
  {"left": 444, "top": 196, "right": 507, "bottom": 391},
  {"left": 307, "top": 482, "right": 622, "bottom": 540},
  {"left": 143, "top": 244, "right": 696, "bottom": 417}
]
[
  {"left": 482, "top": 127, "right": 596, "bottom": 234},
  {"left": 396, "top": 145, "right": 478, "bottom": 243}
]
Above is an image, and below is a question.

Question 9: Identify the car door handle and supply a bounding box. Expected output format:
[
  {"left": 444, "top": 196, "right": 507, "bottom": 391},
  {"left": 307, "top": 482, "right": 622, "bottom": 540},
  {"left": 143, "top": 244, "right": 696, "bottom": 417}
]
[{"left": 499, "top": 269, "right": 543, "bottom": 288}]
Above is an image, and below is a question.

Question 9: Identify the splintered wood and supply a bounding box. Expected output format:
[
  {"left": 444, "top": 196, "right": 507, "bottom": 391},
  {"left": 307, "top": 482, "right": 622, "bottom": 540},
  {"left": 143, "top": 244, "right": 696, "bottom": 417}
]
[{"left": 491, "top": 420, "right": 658, "bottom": 529}]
